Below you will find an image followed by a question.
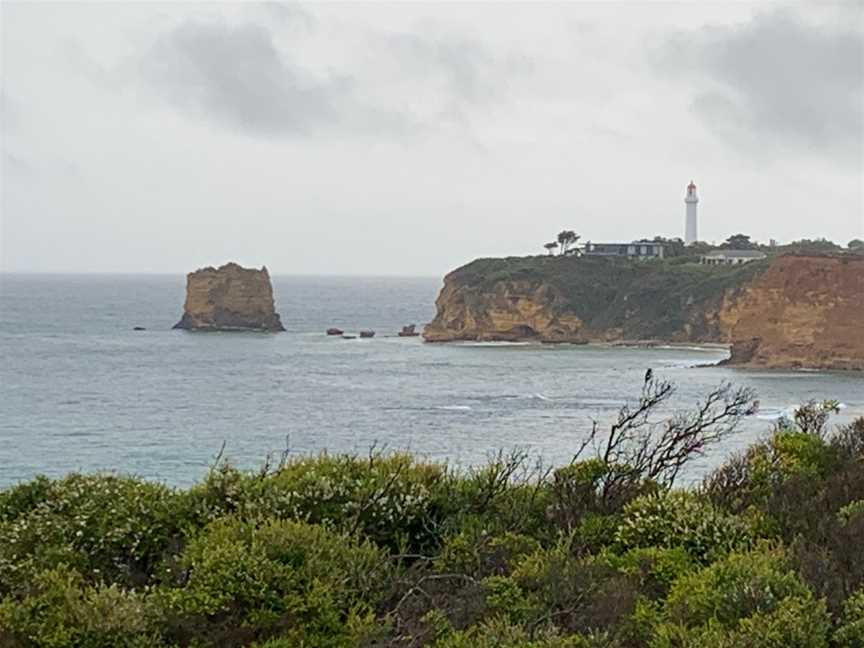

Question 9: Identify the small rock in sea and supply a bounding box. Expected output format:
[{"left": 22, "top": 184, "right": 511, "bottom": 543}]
[
  {"left": 326, "top": 328, "right": 344, "bottom": 336},
  {"left": 342, "top": 334, "right": 357, "bottom": 340},
  {"left": 133, "top": 326, "right": 146, "bottom": 331},
  {"left": 398, "top": 324, "right": 420, "bottom": 337},
  {"left": 359, "top": 330, "right": 376, "bottom": 338}
]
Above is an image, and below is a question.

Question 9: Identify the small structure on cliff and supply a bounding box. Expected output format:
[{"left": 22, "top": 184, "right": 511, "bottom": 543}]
[
  {"left": 173, "top": 262, "right": 285, "bottom": 332},
  {"left": 583, "top": 240, "right": 665, "bottom": 259},
  {"left": 701, "top": 250, "right": 767, "bottom": 266}
]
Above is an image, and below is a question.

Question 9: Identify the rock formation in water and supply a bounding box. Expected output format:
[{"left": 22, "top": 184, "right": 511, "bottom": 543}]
[
  {"left": 173, "top": 262, "right": 285, "bottom": 332},
  {"left": 720, "top": 255, "right": 864, "bottom": 370},
  {"left": 423, "top": 254, "right": 864, "bottom": 370}
]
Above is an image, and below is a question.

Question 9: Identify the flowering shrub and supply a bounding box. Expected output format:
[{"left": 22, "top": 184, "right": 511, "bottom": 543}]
[
  {"left": 0, "top": 474, "right": 183, "bottom": 593},
  {"left": 0, "top": 416, "right": 862, "bottom": 647},
  {"left": 614, "top": 491, "right": 752, "bottom": 563}
]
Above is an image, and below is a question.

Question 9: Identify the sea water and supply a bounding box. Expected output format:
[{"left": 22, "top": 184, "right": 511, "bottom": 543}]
[{"left": 1, "top": 274, "right": 862, "bottom": 488}]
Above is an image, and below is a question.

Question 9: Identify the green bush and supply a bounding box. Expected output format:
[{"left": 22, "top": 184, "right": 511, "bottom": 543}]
[
  {"left": 436, "top": 529, "right": 541, "bottom": 578},
  {"left": 650, "top": 548, "right": 829, "bottom": 647},
  {"left": 615, "top": 491, "right": 751, "bottom": 563},
  {"left": 835, "top": 588, "right": 864, "bottom": 647},
  {"left": 603, "top": 546, "right": 694, "bottom": 599},
  {"left": 0, "top": 474, "right": 183, "bottom": 593},
  {"left": 157, "top": 516, "right": 388, "bottom": 646},
  {"left": 0, "top": 565, "right": 161, "bottom": 647}
]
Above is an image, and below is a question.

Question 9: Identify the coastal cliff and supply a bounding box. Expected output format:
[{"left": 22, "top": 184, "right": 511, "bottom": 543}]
[
  {"left": 423, "top": 254, "right": 864, "bottom": 370},
  {"left": 721, "top": 255, "right": 864, "bottom": 370},
  {"left": 173, "top": 262, "right": 285, "bottom": 332},
  {"left": 423, "top": 255, "right": 766, "bottom": 344}
]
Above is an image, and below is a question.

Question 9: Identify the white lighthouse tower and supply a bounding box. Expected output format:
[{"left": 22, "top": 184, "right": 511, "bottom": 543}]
[{"left": 684, "top": 180, "right": 699, "bottom": 245}]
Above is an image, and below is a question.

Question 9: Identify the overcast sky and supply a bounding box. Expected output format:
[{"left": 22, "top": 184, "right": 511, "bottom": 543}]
[{"left": 1, "top": 1, "right": 862, "bottom": 275}]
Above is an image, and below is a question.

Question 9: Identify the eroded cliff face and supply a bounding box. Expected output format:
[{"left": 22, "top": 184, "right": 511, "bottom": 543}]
[
  {"left": 423, "top": 254, "right": 864, "bottom": 370},
  {"left": 174, "top": 262, "right": 285, "bottom": 332},
  {"left": 422, "top": 256, "right": 760, "bottom": 344},
  {"left": 720, "top": 255, "right": 864, "bottom": 370},
  {"left": 423, "top": 279, "right": 586, "bottom": 342}
]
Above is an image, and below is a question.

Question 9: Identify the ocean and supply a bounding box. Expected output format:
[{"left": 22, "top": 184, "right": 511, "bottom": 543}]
[{"left": 1, "top": 273, "right": 862, "bottom": 489}]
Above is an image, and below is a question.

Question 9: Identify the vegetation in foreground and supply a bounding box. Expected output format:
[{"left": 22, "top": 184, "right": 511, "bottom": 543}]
[{"left": 2, "top": 379, "right": 863, "bottom": 647}]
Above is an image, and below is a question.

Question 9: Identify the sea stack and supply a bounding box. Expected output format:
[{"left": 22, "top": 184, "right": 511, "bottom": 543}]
[{"left": 173, "top": 262, "right": 285, "bottom": 332}]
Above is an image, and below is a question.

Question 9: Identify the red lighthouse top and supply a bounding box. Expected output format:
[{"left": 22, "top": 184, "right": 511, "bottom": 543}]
[{"left": 687, "top": 180, "right": 696, "bottom": 194}]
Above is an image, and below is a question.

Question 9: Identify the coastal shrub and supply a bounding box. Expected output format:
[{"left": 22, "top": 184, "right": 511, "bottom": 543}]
[
  {"left": 0, "top": 474, "right": 182, "bottom": 593},
  {"left": 547, "top": 459, "right": 654, "bottom": 533},
  {"left": 0, "top": 410, "right": 862, "bottom": 648},
  {"left": 511, "top": 538, "right": 639, "bottom": 636},
  {"left": 269, "top": 453, "right": 448, "bottom": 551},
  {"left": 704, "top": 409, "right": 847, "bottom": 516},
  {"left": 436, "top": 528, "right": 541, "bottom": 578},
  {"left": 157, "top": 516, "right": 388, "bottom": 646},
  {"left": 430, "top": 614, "right": 614, "bottom": 648},
  {"left": 444, "top": 453, "right": 553, "bottom": 540},
  {"left": 614, "top": 491, "right": 751, "bottom": 563},
  {"left": 603, "top": 546, "right": 694, "bottom": 600},
  {"left": 649, "top": 548, "right": 830, "bottom": 647},
  {"left": 0, "top": 475, "right": 53, "bottom": 522},
  {"left": 651, "top": 596, "right": 830, "bottom": 648},
  {"left": 835, "top": 588, "right": 864, "bottom": 647},
  {"left": 0, "top": 565, "right": 161, "bottom": 647},
  {"left": 180, "top": 453, "right": 452, "bottom": 553}
]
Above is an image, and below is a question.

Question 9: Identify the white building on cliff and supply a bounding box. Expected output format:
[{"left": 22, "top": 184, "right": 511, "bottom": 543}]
[{"left": 684, "top": 180, "right": 699, "bottom": 245}]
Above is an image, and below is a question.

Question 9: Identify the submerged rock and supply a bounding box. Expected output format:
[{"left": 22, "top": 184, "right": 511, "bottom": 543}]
[{"left": 173, "top": 262, "right": 285, "bottom": 332}]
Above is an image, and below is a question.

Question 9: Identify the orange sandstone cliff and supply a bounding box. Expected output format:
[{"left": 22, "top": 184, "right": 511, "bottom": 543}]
[
  {"left": 423, "top": 256, "right": 764, "bottom": 344},
  {"left": 720, "top": 255, "right": 864, "bottom": 370},
  {"left": 173, "top": 262, "right": 285, "bottom": 332},
  {"left": 423, "top": 254, "right": 863, "bottom": 370}
]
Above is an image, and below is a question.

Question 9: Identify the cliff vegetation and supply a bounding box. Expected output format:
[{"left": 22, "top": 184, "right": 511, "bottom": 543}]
[{"left": 424, "top": 255, "right": 769, "bottom": 343}]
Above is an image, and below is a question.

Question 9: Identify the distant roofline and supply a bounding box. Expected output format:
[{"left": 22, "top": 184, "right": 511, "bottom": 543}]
[
  {"left": 587, "top": 240, "right": 665, "bottom": 246},
  {"left": 702, "top": 249, "right": 767, "bottom": 258}
]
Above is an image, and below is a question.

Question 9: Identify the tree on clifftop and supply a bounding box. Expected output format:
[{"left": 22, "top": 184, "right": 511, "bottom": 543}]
[
  {"left": 543, "top": 242, "right": 558, "bottom": 256},
  {"left": 723, "top": 233, "right": 757, "bottom": 250},
  {"left": 557, "top": 230, "right": 580, "bottom": 255}
]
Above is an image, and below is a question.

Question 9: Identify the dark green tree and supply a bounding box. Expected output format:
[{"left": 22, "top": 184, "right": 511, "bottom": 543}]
[
  {"left": 723, "top": 234, "right": 756, "bottom": 250},
  {"left": 557, "top": 230, "right": 580, "bottom": 255}
]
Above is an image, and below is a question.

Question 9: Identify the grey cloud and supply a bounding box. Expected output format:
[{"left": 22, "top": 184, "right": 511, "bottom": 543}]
[
  {"left": 379, "top": 30, "right": 525, "bottom": 107},
  {"left": 140, "top": 20, "right": 345, "bottom": 135},
  {"left": 658, "top": 8, "right": 863, "bottom": 163},
  {"left": 138, "top": 17, "right": 518, "bottom": 138}
]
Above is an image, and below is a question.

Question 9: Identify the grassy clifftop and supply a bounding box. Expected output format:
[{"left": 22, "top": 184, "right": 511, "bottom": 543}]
[{"left": 427, "top": 255, "right": 770, "bottom": 343}]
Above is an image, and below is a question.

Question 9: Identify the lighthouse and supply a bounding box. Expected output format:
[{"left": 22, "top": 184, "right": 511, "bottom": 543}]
[{"left": 684, "top": 180, "right": 699, "bottom": 245}]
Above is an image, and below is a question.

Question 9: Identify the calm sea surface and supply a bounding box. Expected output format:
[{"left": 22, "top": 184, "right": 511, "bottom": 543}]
[{"left": 1, "top": 274, "right": 862, "bottom": 489}]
